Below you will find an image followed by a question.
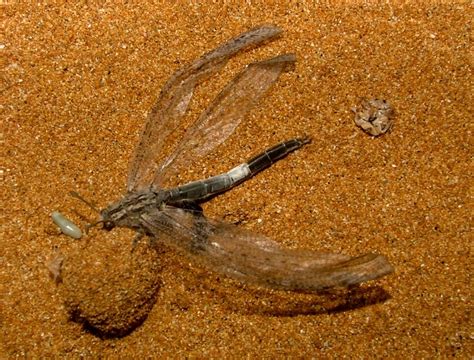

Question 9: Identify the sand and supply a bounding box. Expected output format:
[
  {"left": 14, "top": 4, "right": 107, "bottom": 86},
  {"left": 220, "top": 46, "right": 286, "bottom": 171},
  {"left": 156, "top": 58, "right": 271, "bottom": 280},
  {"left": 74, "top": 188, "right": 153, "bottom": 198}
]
[{"left": 2, "top": 2, "right": 472, "bottom": 358}]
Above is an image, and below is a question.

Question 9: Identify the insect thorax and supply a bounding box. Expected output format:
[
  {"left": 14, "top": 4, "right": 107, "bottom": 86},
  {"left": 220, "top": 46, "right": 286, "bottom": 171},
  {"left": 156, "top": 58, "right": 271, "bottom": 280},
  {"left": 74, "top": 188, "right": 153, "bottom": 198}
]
[{"left": 101, "top": 190, "right": 165, "bottom": 229}]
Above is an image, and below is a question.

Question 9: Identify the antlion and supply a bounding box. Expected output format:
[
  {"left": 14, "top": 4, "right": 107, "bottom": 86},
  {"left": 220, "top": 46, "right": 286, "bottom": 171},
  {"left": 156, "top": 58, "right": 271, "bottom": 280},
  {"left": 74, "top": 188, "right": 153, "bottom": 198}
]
[{"left": 74, "top": 25, "right": 393, "bottom": 292}]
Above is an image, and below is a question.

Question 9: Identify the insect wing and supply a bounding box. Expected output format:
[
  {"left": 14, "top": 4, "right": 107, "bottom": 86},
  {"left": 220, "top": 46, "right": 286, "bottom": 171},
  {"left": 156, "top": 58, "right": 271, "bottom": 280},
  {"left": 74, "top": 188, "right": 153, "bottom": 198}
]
[
  {"left": 127, "top": 25, "right": 282, "bottom": 192},
  {"left": 140, "top": 206, "right": 394, "bottom": 292},
  {"left": 151, "top": 53, "right": 296, "bottom": 188}
]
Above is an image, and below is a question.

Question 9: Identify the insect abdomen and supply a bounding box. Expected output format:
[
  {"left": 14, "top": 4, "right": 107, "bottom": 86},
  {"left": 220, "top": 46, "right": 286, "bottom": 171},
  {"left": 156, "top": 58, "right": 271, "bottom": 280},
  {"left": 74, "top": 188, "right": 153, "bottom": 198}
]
[{"left": 247, "top": 137, "right": 310, "bottom": 174}]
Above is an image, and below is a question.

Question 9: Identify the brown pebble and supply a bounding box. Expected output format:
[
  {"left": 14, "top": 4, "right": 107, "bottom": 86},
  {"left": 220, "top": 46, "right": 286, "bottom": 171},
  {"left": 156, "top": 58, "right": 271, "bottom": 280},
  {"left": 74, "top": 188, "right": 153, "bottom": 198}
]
[{"left": 60, "top": 228, "right": 162, "bottom": 337}]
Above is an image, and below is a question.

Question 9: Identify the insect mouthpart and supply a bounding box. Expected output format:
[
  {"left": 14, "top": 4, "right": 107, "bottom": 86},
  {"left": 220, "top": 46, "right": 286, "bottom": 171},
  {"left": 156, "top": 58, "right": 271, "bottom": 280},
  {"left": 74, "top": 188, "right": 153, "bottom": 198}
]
[{"left": 81, "top": 217, "right": 116, "bottom": 233}]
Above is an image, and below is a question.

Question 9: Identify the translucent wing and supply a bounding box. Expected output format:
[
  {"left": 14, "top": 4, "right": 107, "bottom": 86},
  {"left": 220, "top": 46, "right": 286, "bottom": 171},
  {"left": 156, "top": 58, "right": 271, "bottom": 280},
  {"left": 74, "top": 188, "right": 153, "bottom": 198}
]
[
  {"left": 152, "top": 53, "right": 296, "bottom": 188},
  {"left": 127, "top": 25, "right": 282, "bottom": 192},
  {"left": 140, "top": 206, "right": 394, "bottom": 292}
]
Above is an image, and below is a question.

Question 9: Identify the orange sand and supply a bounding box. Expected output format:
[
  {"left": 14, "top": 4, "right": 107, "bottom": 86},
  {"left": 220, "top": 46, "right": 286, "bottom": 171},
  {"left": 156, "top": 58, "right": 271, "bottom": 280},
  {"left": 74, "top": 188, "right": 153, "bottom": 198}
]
[{"left": 2, "top": 2, "right": 472, "bottom": 358}]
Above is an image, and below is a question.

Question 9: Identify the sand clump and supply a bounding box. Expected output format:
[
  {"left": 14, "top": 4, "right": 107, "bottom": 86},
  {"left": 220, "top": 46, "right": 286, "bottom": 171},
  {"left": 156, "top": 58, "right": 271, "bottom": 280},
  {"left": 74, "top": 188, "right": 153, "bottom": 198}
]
[{"left": 60, "top": 229, "right": 162, "bottom": 337}]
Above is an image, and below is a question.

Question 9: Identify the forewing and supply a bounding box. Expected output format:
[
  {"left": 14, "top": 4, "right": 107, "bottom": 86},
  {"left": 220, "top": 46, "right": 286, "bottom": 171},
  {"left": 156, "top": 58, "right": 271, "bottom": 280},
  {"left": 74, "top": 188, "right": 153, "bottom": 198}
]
[
  {"left": 140, "top": 206, "right": 394, "bottom": 292},
  {"left": 127, "top": 25, "right": 282, "bottom": 192},
  {"left": 152, "top": 53, "right": 296, "bottom": 188}
]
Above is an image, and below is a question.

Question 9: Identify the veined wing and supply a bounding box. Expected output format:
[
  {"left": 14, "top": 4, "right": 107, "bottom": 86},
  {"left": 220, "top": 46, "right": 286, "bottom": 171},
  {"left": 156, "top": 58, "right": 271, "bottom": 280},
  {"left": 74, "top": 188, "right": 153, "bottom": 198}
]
[
  {"left": 153, "top": 54, "right": 296, "bottom": 187},
  {"left": 140, "top": 206, "right": 394, "bottom": 292},
  {"left": 127, "top": 25, "right": 282, "bottom": 192},
  {"left": 151, "top": 53, "right": 296, "bottom": 188}
]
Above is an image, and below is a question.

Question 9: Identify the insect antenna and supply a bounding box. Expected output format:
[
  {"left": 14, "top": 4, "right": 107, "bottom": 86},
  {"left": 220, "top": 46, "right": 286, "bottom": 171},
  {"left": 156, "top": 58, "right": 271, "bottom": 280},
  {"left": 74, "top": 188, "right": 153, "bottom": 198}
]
[
  {"left": 69, "top": 191, "right": 100, "bottom": 213},
  {"left": 69, "top": 191, "right": 104, "bottom": 233}
]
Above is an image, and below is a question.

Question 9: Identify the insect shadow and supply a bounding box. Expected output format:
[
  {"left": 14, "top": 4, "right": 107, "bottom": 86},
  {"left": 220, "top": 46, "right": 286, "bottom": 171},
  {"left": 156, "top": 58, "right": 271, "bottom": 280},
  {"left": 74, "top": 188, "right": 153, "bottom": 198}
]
[{"left": 219, "top": 283, "right": 392, "bottom": 317}]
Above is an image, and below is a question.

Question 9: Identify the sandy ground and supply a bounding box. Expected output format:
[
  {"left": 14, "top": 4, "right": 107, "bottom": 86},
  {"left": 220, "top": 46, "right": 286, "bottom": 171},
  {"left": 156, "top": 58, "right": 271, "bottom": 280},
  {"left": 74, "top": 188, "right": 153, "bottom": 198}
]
[{"left": 2, "top": 2, "right": 472, "bottom": 358}]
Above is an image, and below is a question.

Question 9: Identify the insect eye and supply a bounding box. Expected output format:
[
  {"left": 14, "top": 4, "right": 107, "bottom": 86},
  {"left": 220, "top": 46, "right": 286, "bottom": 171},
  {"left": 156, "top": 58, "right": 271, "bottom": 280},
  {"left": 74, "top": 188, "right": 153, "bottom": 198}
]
[{"left": 103, "top": 221, "right": 115, "bottom": 231}]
